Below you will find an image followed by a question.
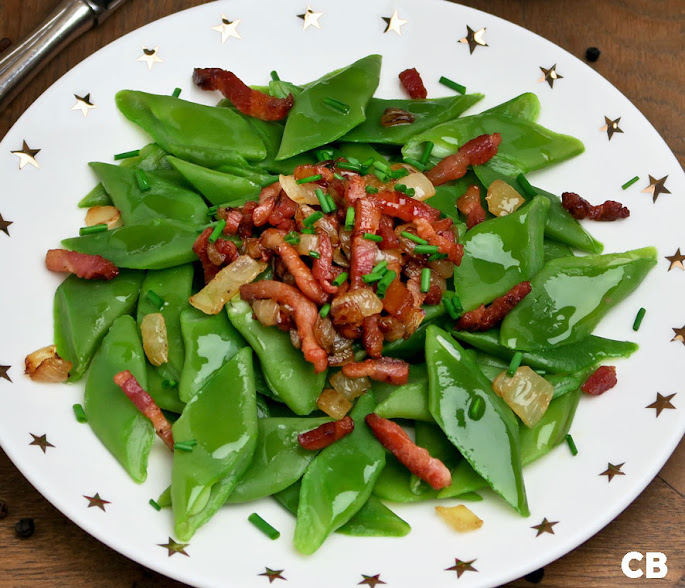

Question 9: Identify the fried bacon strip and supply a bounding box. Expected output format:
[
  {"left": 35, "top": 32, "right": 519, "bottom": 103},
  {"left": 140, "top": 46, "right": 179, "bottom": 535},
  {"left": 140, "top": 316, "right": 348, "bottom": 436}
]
[
  {"left": 46, "top": 249, "right": 119, "bottom": 280},
  {"left": 253, "top": 182, "right": 282, "bottom": 227},
  {"left": 342, "top": 357, "right": 410, "bottom": 385},
  {"left": 399, "top": 68, "right": 428, "bottom": 99},
  {"left": 378, "top": 215, "right": 400, "bottom": 250},
  {"left": 456, "top": 281, "right": 532, "bottom": 331},
  {"left": 561, "top": 192, "right": 630, "bottom": 221},
  {"left": 365, "top": 413, "right": 452, "bottom": 490},
  {"left": 457, "top": 185, "right": 486, "bottom": 229},
  {"left": 312, "top": 228, "right": 338, "bottom": 294},
  {"left": 375, "top": 191, "right": 441, "bottom": 223},
  {"left": 193, "top": 228, "right": 238, "bottom": 284},
  {"left": 362, "top": 314, "right": 384, "bottom": 358},
  {"left": 240, "top": 280, "right": 328, "bottom": 373},
  {"left": 114, "top": 370, "right": 174, "bottom": 450},
  {"left": 268, "top": 192, "right": 299, "bottom": 229},
  {"left": 343, "top": 174, "right": 367, "bottom": 206},
  {"left": 298, "top": 416, "right": 355, "bottom": 450},
  {"left": 193, "top": 68, "right": 294, "bottom": 121},
  {"left": 350, "top": 198, "right": 382, "bottom": 288},
  {"left": 414, "top": 218, "right": 463, "bottom": 265},
  {"left": 426, "top": 133, "right": 502, "bottom": 186},
  {"left": 581, "top": 366, "right": 618, "bottom": 396}
]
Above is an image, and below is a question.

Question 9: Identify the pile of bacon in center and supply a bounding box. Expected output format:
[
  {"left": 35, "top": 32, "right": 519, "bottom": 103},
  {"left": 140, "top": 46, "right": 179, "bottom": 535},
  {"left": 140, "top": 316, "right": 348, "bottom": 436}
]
[{"left": 192, "top": 133, "right": 503, "bottom": 387}]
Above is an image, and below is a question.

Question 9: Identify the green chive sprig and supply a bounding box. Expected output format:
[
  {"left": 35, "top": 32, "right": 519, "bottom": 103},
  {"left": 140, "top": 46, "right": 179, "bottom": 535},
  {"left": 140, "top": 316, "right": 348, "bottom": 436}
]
[
  {"left": 296, "top": 174, "right": 322, "bottom": 185},
  {"left": 332, "top": 272, "right": 348, "bottom": 287},
  {"left": 209, "top": 220, "right": 226, "bottom": 243},
  {"left": 507, "top": 352, "right": 523, "bottom": 377},
  {"left": 439, "top": 76, "right": 466, "bottom": 95},
  {"left": 401, "top": 231, "right": 428, "bottom": 245},
  {"left": 248, "top": 513, "right": 280, "bottom": 540},
  {"left": 270, "top": 70, "right": 280, "bottom": 81},
  {"left": 304, "top": 211, "right": 324, "bottom": 226},
  {"left": 632, "top": 307, "right": 646, "bottom": 331},
  {"left": 403, "top": 157, "right": 425, "bottom": 171},
  {"left": 172, "top": 87, "right": 182, "bottom": 98},
  {"left": 565, "top": 434, "right": 578, "bottom": 456},
  {"left": 622, "top": 176, "right": 640, "bottom": 190},
  {"left": 365, "top": 186, "right": 378, "bottom": 194},
  {"left": 429, "top": 252, "right": 448, "bottom": 261},
  {"left": 72, "top": 404, "right": 87, "bottom": 423},
  {"left": 174, "top": 440, "right": 198, "bottom": 452},
  {"left": 284, "top": 231, "right": 300, "bottom": 245},
  {"left": 114, "top": 149, "right": 140, "bottom": 161},
  {"left": 333, "top": 172, "right": 345, "bottom": 180},
  {"left": 420, "top": 141, "right": 435, "bottom": 165},
  {"left": 363, "top": 233, "right": 383, "bottom": 242},
  {"left": 146, "top": 290, "right": 165, "bottom": 309},
  {"left": 149, "top": 499, "right": 162, "bottom": 511},
  {"left": 323, "top": 96, "right": 350, "bottom": 114},
  {"left": 319, "top": 304, "right": 331, "bottom": 318},
  {"left": 413, "top": 244, "right": 438, "bottom": 255},
  {"left": 309, "top": 250, "right": 320, "bottom": 259},
  {"left": 337, "top": 161, "right": 361, "bottom": 173},
  {"left": 468, "top": 396, "right": 485, "bottom": 420},
  {"left": 79, "top": 224, "right": 108, "bottom": 236},
  {"left": 376, "top": 270, "right": 397, "bottom": 298},
  {"left": 420, "top": 268, "right": 431, "bottom": 293},
  {"left": 344, "top": 207, "right": 355, "bottom": 231}
]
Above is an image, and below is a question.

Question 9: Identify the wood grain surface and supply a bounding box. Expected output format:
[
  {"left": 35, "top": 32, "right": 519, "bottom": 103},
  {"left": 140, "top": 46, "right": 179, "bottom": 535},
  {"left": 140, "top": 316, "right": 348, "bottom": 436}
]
[{"left": 0, "top": 1, "right": 683, "bottom": 587}]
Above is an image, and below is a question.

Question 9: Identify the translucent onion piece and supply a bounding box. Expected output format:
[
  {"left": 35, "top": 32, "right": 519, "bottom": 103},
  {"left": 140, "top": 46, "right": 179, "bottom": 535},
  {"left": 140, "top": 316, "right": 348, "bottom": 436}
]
[
  {"left": 25, "top": 345, "right": 72, "bottom": 382},
  {"left": 330, "top": 288, "right": 384, "bottom": 324},
  {"left": 485, "top": 180, "right": 525, "bottom": 217},
  {"left": 294, "top": 233, "right": 320, "bottom": 256},
  {"left": 289, "top": 329, "right": 302, "bottom": 350},
  {"left": 252, "top": 299, "right": 279, "bottom": 327},
  {"left": 206, "top": 242, "right": 226, "bottom": 266},
  {"left": 141, "top": 313, "right": 169, "bottom": 367},
  {"left": 435, "top": 505, "right": 483, "bottom": 532},
  {"left": 190, "top": 255, "right": 267, "bottom": 315},
  {"left": 317, "top": 388, "right": 353, "bottom": 420},
  {"left": 85, "top": 205, "right": 122, "bottom": 229},
  {"left": 332, "top": 246, "right": 350, "bottom": 268},
  {"left": 400, "top": 172, "right": 436, "bottom": 201},
  {"left": 492, "top": 366, "right": 554, "bottom": 428},
  {"left": 329, "top": 371, "right": 371, "bottom": 401},
  {"left": 429, "top": 258, "right": 455, "bottom": 279},
  {"left": 279, "top": 174, "right": 319, "bottom": 205}
]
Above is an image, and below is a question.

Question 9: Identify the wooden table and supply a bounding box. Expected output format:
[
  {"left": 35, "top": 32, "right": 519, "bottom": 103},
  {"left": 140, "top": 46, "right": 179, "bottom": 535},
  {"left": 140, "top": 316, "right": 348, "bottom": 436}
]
[{"left": 1, "top": 1, "right": 683, "bottom": 586}]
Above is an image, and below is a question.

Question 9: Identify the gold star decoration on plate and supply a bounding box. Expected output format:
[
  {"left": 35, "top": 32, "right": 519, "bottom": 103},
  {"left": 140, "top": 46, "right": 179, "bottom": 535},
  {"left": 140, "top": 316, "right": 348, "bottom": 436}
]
[
  {"left": 359, "top": 574, "right": 386, "bottom": 587},
  {"left": 671, "top": 326, "right": 685, "bottom": 345},
  {"left": 71, "top": 93, "right": 96, "bottom": 118},
  {"left": 0, "top": 364, "right": 11, "bottom": 382},
  {"left": 12, "top": 140, "right": 40, "bottom": 169},
  {"left": 459, "top": 26, "right": 487, "bottom": 54},
  {"left": 600, "top": 116, "right": 623, "bottom": 140},
  {"left": 84, "top": 493, "right": 111, "bottom": 512},
  {"left": 382, "top": 10, "right": 408, "bottom": 35},
  {"left": 259, "top": 568, "right": 286, "bottom": 583},
  {"left": 158, "top": 537, "right": 190, "bottom": 557},
  {"left": 531, "top": 518, "right": 559, "bottom": 536},
  {"left": 600, "top": 462, "right": 626, "bottom": 482},
  {"left": 538, "top": 64, "right": 563, "bottom": 88},
  {"left": 642, "top": 175, "right": 671, "bottom": 203},
  {"left": 212, "top": 15, "right": 241, "bottom": 44},
  {"left": 646, "top": 392, "right": 676, "bottom": 418},
  {"left": 0, "top": 214, "right": 12, "bottom": 237},
  {"left": 665, "top": 249, "right": 685, "bottom": 271},
  {"left": 29, "top": 433, "right": 54, "bottom": 453},
  {"left": 137, "top": 46, "right": 163, "bottom": 70},
  {"left": 446, "top": 558, "right": 478, "bottom": 578},
  {"left": 297, "top": 6, "right": 323, "bottom": 31}
]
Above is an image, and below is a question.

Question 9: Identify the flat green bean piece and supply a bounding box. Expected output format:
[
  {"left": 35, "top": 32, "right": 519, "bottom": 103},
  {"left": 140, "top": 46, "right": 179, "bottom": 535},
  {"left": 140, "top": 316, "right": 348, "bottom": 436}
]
[{"left": 374, "top": 364, "right": 433, "bottom": 422}]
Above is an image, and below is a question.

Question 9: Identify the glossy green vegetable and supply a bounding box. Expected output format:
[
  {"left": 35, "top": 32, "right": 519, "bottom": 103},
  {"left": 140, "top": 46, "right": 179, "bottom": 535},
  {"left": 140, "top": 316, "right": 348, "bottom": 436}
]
[
  {"left": 544, "top": 239, "right": 574, "bottom": 262},
  {"left": 171, "top": 347, "right": 257, "bottom": 541},
  {"left": 374, "top": 364, "right": 432, "bottom": 422},
  {"left": 294, "top": 391, "right": 385, "bottom": 553},
  {"left": 116, "top": 90, "right": 266, "bottom": 167},
  {"left": 227, "top": 298, "right": 325, "bottom": 415},
  {"left": 426, "top": 326, "right": 528, "bottom": 515},
  {"left": 455, "top": 196, "right": 549, "bottom": 311},
  {"left": 427, "top": 172, "right": 484, "bottom": 223},
  {"left": 62, "top": 219, "right": 199, "bottom": 270},
  {"left": 383, "top": 304, "right": 447, "bottom": 359},
  {"left": 277, "top": 54, "right": 382, "bottom": 160},
  {"left": 84, "top": 315, "right": 153, "bottom": 483},
  {"left": 226, "top": 417, "right": 330, "bottom": 503},
  {"left": 343, "top": 93, "right": 483, "bottom": 145},
  {"left": 90, "top": 163, "right": 208, "bottom": 225},
  {"left": 54, "top": 270, "right": 143, "bottom": 380},
  {"left": 178, "top": 307, "right": 248, "bottom": 403},
  {"left": 137, "top": 265, "right": 194, "bottom": 412},
  {"left": 373, "top": 455, "right": 439, "bottom": 503},
  {"left": 78, "top": 183, "right": 112, "bottom": 208},
  {"left": 500, "top": 247, "right": 657, "bottom": 350}
]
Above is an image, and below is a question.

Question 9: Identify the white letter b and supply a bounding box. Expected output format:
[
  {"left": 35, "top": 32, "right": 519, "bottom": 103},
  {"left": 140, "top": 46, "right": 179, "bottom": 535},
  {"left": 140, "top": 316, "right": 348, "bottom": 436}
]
[{"left": 646, "top": 552, "right": 667, "bottom": 579}]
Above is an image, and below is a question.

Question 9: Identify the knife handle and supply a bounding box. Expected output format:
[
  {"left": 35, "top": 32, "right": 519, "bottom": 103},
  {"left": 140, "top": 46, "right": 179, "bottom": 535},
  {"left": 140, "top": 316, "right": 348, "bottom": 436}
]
[{"left": 0, "top": 0, "right": 97, "bottom": 110}]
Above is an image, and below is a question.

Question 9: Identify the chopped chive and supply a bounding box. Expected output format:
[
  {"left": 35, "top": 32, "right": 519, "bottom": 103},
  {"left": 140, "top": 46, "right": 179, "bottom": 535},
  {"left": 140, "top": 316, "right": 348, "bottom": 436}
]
[
  {"left": 365, "top": 186, "right": 378, "bottom": 194},
  {"left": 296, "top": 174, "right": 322, "bottom": 185},
  {"left": 270, "top": 70, "right": 280, "bottom": 81},
  {"left": 420, "top": 141, "right": 435, "bottom": 165},
  {"left": 248, "top": 513, "right": 280, "bottom": 540},
  {"left": 507, "top": 351, "right": 523, "bottom": 377},
  {"left": 565, "top": 434, "right": 578, "bottom": 456},
  {"left": 394, "top": 183, "right": 407, "bottom": 193},
  {"left": 162, "top": 379, "right": 177, "bottom": 389},
  {"left": 333, "top": 172, "right": 345, "bottom": 180},
  {"left": 149, "top": 499, "right": 162, "bottom": 511},
  {"left": 403, "top": 157, "right": 425, "bottom": 171},
  {"left": 304, "top": 211, "right": 324, "bottom": 226},
  {"left": 391, "top": 167, "right": 410, "bottom": 179},
  {"left": 363, "top": 233, "right": 383, "bottom": 242},
  {"left": 146, "top": 290, "right": 165, "bottom": 309},
  {"left": 516, "top": 173, "right": 537, "bottom": 197},
  {"left": 209, "top": 220, "right": 226, "bottom": 243},
  {"left": 413, "top": 244, "right": 439, "bottom": 254},
  {"left": 372, "top": 260, "right": 388, "bottom": 274},
  {"left": 439, "top": 76, "right": 466, "bottom": 95},
  {"left": 373, "top": 169, "right": 389, "bottom": 183},
  {"left": 114, "top": 149, "right": 140, "bottom": 161},
  {"left": 196, "top": 221, "right": 218, "bottom": 233},
  {"left": 429, "top": 252, "right": 449, "bottom": 261},
  {"left": 405, "top": 187, "right": 416, "bottom": 197},
  {"left": 362, "top": 272, "right": 383, "bottom": 284},
  {"left": 315, "top": 188, "right": 331, "bottom": 212},
  {"left": 337, "top": 161, "right": 361, "bottom": 172},
  {"left": 325, "top": 194, "right": 337, "bottom": 212},
  {"left": 443, "top": 297, "right": 458, "bottom": 320},
  {"left": 468, "top": 396, "right": 485, "bottom": 420},
  {"left": 420, "top": 268, "right": 431, "bottom": 293},
  {"left": 206, "top": 205, "right": 219, "bottom": 217},
  {"left": 450, "top": 295, "right": 463, "bottom": 315},
  {"left": 344, "top": 207, "right": 355, "bottom": 230},
  {"left": 401, "top": 231, "right": 428, "bottom": 245},
  {"left": 535, "top": 369, "right": 546, "bottom": 376},
  {"left": 316, "top": 149, "right": 334, "bottom": 162},
  {"left": 319, "top": 303, "right": 331, "bottom": 318},
  {"left": 632, "top": 307, "right": 646, "bottom": 331},
  {"left": 72, "top": 404, "right": 87, "bottom": 423},
  {"left": 372, "top": 160, "right": 391, "bottom": 174},
  {"left": 301, "top": 227, "right": 315, "bottom": 235},
  {"left": 284, "top": 231, "right": 300, "bottom": 245},
  {"left": 332, "top": 272, "right": 348, "bottom": 286},
  {"left": 361, "top": 157, "right": 375, "bottom": 167},
  {"left": 323, "top": 96, "right": 350, "bottom": 114},
  {"left": 309, "top": 250, "right": 320, "bottom": 259},
  {"left": 621, "top": 175, "right": 640, "bottom": 190},
  {"left": 171, "top": 87, "right": 182, "bottom": 98},
  {"left": 346, "top": 156, "right": 361, "bottom": 166},
  {"left": 135, "top": 169, "right": 151, "bottom": 191},
  {"left": 79, "top": 224, "right": 108, "bottom": 236},
  {"left": 174, "top": 440, "right": 198, "bottom": 452},
  {"left": 376, "top": 270, "right": 397, "bottom": 298}
]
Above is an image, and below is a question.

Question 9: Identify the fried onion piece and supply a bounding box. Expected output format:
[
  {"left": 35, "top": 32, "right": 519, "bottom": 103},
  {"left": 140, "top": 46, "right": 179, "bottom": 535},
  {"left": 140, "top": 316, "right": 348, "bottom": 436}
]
[{"left": 25, "top": 345, "right": 72, "bottom": 382}]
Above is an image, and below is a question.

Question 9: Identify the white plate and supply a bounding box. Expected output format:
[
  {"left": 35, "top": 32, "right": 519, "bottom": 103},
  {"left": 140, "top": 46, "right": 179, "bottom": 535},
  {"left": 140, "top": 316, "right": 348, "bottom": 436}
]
[{"left": 1, "top": 1, "right": 683, "bottom": 586}]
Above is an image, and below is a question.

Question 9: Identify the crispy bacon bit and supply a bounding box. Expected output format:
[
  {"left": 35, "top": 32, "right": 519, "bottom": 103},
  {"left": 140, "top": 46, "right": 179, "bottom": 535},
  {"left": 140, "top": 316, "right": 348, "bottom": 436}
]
[
  {"left": 25, "top": 345, "right": 72, "bottom": 382},
  {"left": 312, "top": 228, "right": 338, "bottom": 294},
  {"left": 457, "top": 185, "right": 487, "bottom": 229},
  {"left": 381, "top": 107, "right": 416, "bottom": 127},
  {"left": 342, "top": 357, "right": 410, "bottom": 385},
  {"left": 297, "top": 416, "right": 355, "bottom": 450},
  {"left": 114, "top": 370, "right": 174, "bottom": 450},
  {"left": 365, "top": 413, "right": 452, "bottom": 490},
  {"left": 378, "top": 215, "right": 400, "bottom": 250},
  {"left": 240, "top": 280, "right": 328, "bottom": 373},
  {"left": 193, "top": 228, "right": 222, "bottom": 284},
  {"left": 456, "top": 281, "right": 531, "bottom": 331},
  {"left": 581, "top": 365, "right": 618, "bottom": 396},
  {"left": 268, "top": 192, "right": 299, "bottom": 228},
  {"left": 46, "top": 249, "right": 119, "bottom": 280},
  {"left": 399, "top": 68, "right": 428, "bottom": 99},
  {"left": 193, "top": 68, "right": 294, "bottom": 121},
  {"left": 375, "top": 190, "right": 441, "bottom": 224},
  {"left": 426, "top": 133, "right": 502, "bottom": 186},
  {"left": 344, "top": 174, "right": 367, "bottom": 206},
  {"left": 350, "top": 198, "right": 382, "bottom": 288},
  {"left": 561, "top": 192, "right": 630, "bottom": 221},
  {"left": 362, "top": 315, "right": 384, "bottom": 358},
  {"left": 414, "top": 218, "right": 464, "bottom": 265},
  {"left": 294, "top": 164, "right": 335, "bottom": 184},
  {"left": 253, "top": 182, "right": 282, "bottom": 227}
]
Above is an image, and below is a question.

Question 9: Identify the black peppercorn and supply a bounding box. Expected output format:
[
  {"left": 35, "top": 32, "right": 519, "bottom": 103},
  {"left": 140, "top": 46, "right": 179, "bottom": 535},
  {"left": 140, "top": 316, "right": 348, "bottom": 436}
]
[
  {"left": 585, "top": 47, "right": 601, "bottom": 62},
  {"left": 524, "top": 567, "right": 545, "bottom": 583},
  {"left": 0, "top": 500, "right": 8, "bottom": 519},
  {"left": 15, "top": 517, "right": 35, "bottom": 538}
]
